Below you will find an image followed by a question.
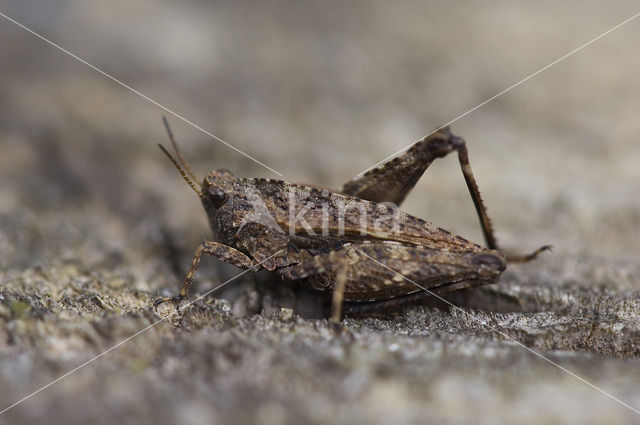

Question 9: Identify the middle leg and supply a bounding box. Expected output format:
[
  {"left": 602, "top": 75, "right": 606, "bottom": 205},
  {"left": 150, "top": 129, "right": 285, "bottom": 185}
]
[{"left": 342, "top": 127, "right": 550, "bottom": 260}]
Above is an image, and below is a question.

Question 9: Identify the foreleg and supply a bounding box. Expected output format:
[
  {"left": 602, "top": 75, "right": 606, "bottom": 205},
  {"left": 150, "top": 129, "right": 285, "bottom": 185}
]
[{"left": 154, "top": 240, "right": 256, "bottom": 307}]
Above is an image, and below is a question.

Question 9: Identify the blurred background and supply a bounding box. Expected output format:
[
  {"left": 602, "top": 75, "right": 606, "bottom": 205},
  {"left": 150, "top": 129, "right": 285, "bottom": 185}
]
[
  {"left": 2, "top": 0, "right": 640, "bottom": 274},
  {"left": 1, "top": 1, "right": 639, "bottom": 424}
]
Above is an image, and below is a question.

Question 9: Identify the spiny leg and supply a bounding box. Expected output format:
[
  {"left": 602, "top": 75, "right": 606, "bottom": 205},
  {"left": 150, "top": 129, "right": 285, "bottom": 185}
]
[
  {"left": 154, "top": 240, "right": 257, "bottom": 308},
  {"left": 342, "top": 128, "right": 498, "bottom": 247},
  {"left": 452, "top": 137, "right": 552, "bottom": 261},
  {"left": 344, "top": 127, "right": 549, "bottom": 261},
  {"left": 340, "top": 127, "right": 499, "bottom": 247},
  {"left": 440, "top": 136, "right": 551, "bottom": 261},
  {"left": 449, "top": 134, "right": 497, "bottom": 249},
  {"left": 341, "top": 128, "right": 456, "bottom": 206},
  {"left": 347, "top": 127, "right": 498, "bottom": 250}
]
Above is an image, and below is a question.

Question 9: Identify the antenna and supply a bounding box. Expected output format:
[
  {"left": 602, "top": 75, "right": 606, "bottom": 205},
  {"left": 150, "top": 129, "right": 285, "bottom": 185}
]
[
  {"left": 158, "top": 144, "right": 202, "bottom": 196},
  {"left": 162, "top": 116, "right": 199, "bottom": 184}
]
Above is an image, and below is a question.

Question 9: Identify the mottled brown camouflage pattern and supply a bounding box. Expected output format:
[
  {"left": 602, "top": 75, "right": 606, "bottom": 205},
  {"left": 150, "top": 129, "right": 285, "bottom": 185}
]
[{"left": 158, "top": 126, "right": 545, "bottom": 320}]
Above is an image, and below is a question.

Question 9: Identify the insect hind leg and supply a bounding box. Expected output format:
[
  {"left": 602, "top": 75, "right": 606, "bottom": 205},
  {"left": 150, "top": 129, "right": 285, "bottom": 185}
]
[
  {"left": 421, "top": 129, "right": 549, "bottom": 261},
  {"left": 341, "top": 127, "right": 500, "bottom": 250}
]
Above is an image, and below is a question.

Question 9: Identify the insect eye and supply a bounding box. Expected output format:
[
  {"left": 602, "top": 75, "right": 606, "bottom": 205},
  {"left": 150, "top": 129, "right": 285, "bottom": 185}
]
[{"left": 209, "top": 189, "right": 227, "bottom": 207}]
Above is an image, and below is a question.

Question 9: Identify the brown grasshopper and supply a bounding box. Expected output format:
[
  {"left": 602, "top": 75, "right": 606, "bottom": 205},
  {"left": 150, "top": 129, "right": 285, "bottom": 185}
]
[{"left": 155, "top": 118, "right": 550, "bottom": 322}]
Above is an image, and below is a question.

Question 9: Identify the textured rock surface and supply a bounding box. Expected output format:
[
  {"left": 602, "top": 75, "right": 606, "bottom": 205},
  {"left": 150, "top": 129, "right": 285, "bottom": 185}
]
[{"left": 1, "top": 1, "right": 640, "bottom": 424}]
